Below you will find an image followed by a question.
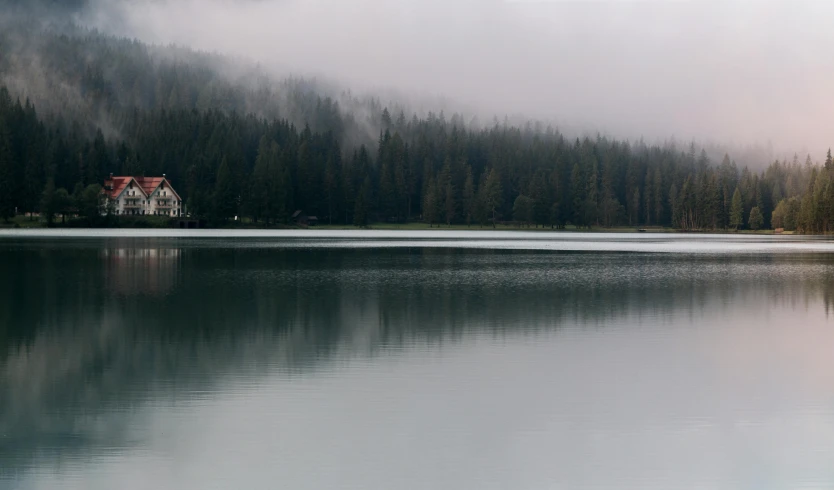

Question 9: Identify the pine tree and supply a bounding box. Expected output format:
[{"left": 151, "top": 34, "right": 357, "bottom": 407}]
[
  {"left": 422, "top": 178, "right": 439, "bottom": 227},
  {"left": 443, "top": 181, "right": 456, "bottom": 226},
  {"left": 748, "top": 206, "right": 763, "bottom": 230},
  {"left": 23, "top": 134, "right": 44, "bottom": 218},
  {"left": 251, "top": 136, "right": 272, "bottom": 223},
  {"left": 529, "top": 169, "right": 550, "bottom": 227},
  {"left": 584, "top": 161, "right": 599, "bottom": 227},
  {"left": 324, "top": 155, "right": 338, "bottom": 225},
  {"left": 86, "top": 129, "right": 109, "bottom": 186},
  {"left": 378, "top": 158, "right": 395, "bottom": 220},
  {"left": 462, "top": 166, "right": 475, "bottom": 227},
  {"left": 40, "top": 177, "right": 57, "bottom": 225},
  {"left": 549, "top": 202, "right": 561, "bottom": 229},
  {"left": 269, "top": 146, "right": 292, "bottom": 224},
  {"left": 513, "top": 195, "right": 534, "bottom": 227},
  {"left": 54, "top": 188, "right": 71, "bottom": 224},
  {"left": 213, "top": 157, "right": 236, "bottom": 221},
  {"left": 391, "top": 133, "right": 408, "bottom": 221},
  {"left": 0, "top": 118, "right": 14, "bottom": 221},
  {"left": 721, "top": 184, "right": 732, "bottom": 229},
  {"left": 668, "top": 183, "right": 679, "bottom": 228},
  {"left": 342, "top": 152, "right": 357, "bottom": 225},
  {"left": 482, "top": 168, "right": 503, "bottom": 228},
  {"left": 653, "top": 168, "right": 664, "bottom": 225},
  {"left": 730, "top": 187, "right": 743, "bottom": 230},
  {"left": 629, "top": 188, "right": 640, "bottom": 226},
  {"left": 381, "top": 108, "right": 392, "bottom": 130},
  {"left": 771, "top": 198, "right": 800, "bottom": 231},
  {"left": 570, "top": 163, "right": 585, "bottom": 227},
  {"left": 296, "top": 138, "right": 314, "bottom": 211},
  {"left": 78, "top": 184, "right": 103, "bottom": 223},
  {"left": 353, "top": 176, "right": 371, "bottom": 227}
]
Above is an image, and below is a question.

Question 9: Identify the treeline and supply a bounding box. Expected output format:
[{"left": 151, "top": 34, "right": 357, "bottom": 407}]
[{"left": 1, "top": 84, "right": 834, "bottom": 231}]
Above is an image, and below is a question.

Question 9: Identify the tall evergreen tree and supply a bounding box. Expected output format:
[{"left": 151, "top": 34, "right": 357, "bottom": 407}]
[
  {"left": 513, "top": 195, "right": 534, "bottom": 227},
  {"left": 482, "top": 168, "right": 503, "bottom": 228},
  {"left": 0, "top": 117, "right": 15, "bottom": 221},
  {"left": 354, "top": 176, "right": 371, "bottom": 227},
  {"left": 748, "top": 206, "right": 763, "bottom": 230},
  {"left": 730, "top": 187, "right": 744, "bottom": 230},
  {"left": 443, "top": 181, "right": 456, "bottom": 226},
  {"left": 213, "top": 157, "right": 236, "bottom": 221},
  {"left": 423, "top": 178, "right": 439, "bottom": 227},
  {"left": 462, "top": 166, "right": 475, "bottom": 227},
  {"left": 40, "top": 177, "right": 57, "bottom": 225}
]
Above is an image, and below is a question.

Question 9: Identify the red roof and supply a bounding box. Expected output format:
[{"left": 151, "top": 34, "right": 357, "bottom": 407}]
[
  {"left": 134, "top": 177, "right": 164, "bottom": 196},
  {"left": 103, "top": 177, "right": 141, "bottom": 199},
  {"left": 136, "top": 177, "right": 182, "bottom": 200},
  {"left": 103, "top": 176, "right": 181, "bottom": 200}
]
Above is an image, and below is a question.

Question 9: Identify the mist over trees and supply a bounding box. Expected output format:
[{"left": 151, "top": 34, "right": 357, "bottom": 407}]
[{"left": 0, "top": 18, "right": 832, "bottom": 231}]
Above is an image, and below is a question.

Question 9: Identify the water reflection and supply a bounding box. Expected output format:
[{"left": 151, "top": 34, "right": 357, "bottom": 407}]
[
  {"left": 1, "top": 238, "right": 834, "bottom": 488},
  {"left": 102, "top": 243, "right": 181, "bottom": 295}
]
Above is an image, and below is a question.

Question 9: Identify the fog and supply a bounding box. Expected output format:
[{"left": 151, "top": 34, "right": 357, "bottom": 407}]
[{"left": 72, "top": 0, "right": 834, "bottom": 157}]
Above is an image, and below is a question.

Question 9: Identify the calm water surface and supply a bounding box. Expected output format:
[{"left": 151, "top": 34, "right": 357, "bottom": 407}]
[{"left": 1, "top": 231, "right": 833, "bottom": 489}]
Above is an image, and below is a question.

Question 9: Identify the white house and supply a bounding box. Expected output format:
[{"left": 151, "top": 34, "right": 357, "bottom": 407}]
[{"left": 103, "top": 174, "right": 184, "bottom": 217}]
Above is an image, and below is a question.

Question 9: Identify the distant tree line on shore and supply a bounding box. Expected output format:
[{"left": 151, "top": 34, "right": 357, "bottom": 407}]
[{"left": 2, "top": 85, "right": 834, "bottom": 232}]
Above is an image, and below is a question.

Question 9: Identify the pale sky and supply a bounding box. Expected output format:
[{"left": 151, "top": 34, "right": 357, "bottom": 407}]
[{"left": 83, "top": 0, "right": 834, "bottom": 156}]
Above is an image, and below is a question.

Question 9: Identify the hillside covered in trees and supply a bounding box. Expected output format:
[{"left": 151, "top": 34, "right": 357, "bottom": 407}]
[{"left": 0, "top": 18, "right": 832, "bottom": 232}]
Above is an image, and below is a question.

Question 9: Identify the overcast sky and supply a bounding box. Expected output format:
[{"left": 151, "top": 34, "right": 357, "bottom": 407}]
[{"left": 85, "top": 0, "right": 834, "bottom": 157}]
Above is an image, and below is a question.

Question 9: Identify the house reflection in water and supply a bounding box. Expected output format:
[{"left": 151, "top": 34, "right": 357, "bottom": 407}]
[{"left": 101, "top": 243, "right": 181, "bottom": 295}]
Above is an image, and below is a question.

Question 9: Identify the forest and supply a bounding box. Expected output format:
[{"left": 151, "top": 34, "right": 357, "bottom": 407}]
[{"left": 0, "top": 19, "right": 833, "bottom": 231}]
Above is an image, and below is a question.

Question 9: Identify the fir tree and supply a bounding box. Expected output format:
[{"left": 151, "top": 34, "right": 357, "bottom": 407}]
[
  {"left": 422, "top": 178, "right": 439, "bottom": 227},
  {"left": 482, "top": 168, "right": 503, "bottom": 228},
  {"left": 462, "top": 166, "right": 475, "bottom": 227},
  {"left": 730, "top": 187, "right": 744, "bottom": 230},
  {"left": 748, "top": 206, "right": 763, "bottom": 230},
  {"left": 213, "top": 157, "right": 236, "bottom": 221},
  {"left": 513, "top": 195, "right": 534, "bottom": 227},
  {"left": 0, "top": 117, "right": 14, "bottom": 221},
  {"left": 40, "top": 177, "right": 57, "bottom": 225}
]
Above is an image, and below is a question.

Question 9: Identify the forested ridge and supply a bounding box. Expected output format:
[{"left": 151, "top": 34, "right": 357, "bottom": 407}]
[{"left": 0, "top": 21, "right": 832, "bottom": 231}]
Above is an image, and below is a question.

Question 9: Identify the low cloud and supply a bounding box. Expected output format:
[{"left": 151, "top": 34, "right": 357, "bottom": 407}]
[{"left": 81, "top": 0, "right": 834, "bottom": 157}]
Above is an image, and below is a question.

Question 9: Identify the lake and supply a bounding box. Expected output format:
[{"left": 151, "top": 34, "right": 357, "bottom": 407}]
[{"left": 1, "top": 230, "right": 833, "bottom": 490}]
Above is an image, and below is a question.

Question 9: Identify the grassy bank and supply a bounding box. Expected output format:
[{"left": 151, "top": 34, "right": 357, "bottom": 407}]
[
  {"left": 0, "top": 215, "right": 175, "bottom": 229},
  {"left": 0, "top": 215, "right": 799, "bottom": 235},
  {"left": 318, "top": 222, "right": 676, "bottom": 233}
]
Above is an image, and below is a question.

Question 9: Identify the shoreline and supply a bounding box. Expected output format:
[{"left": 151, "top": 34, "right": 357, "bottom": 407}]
[
  {"left": 0, "top": 217, "right": 799, "bottom": 236},
  {"left": 0, "top": 225, "right": 798, "bottom": 236},
  {"left": 0, "top": 225, "right": 810, "bottom": 238}
]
